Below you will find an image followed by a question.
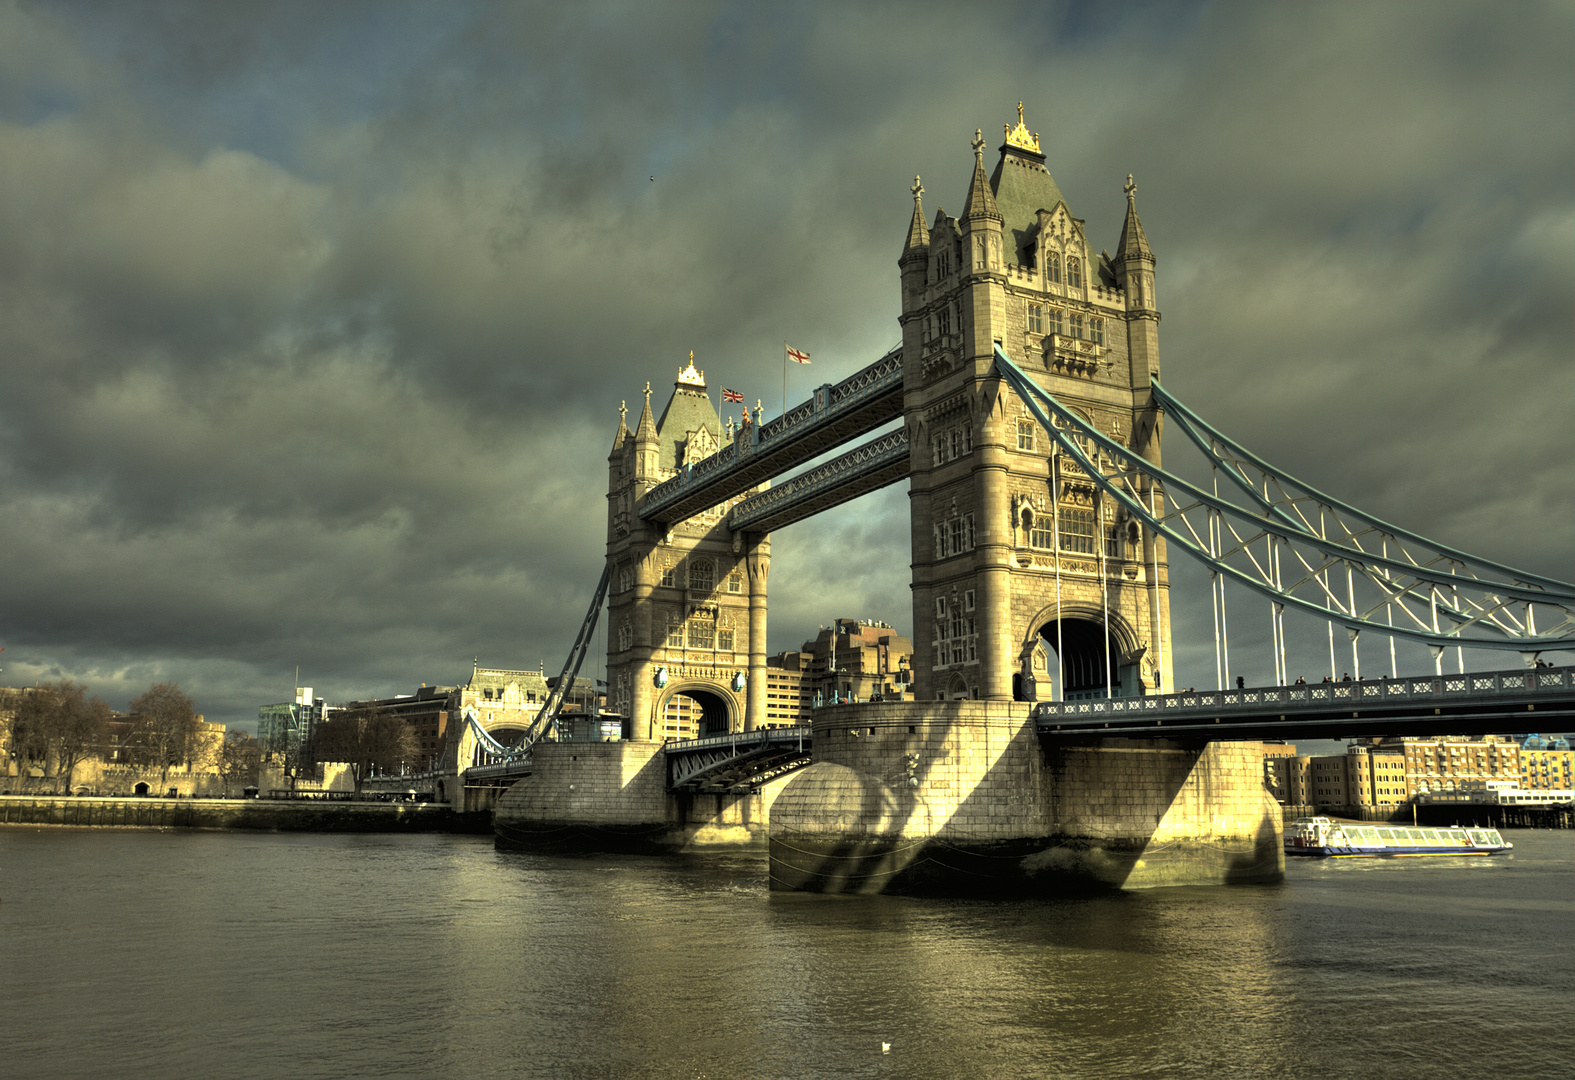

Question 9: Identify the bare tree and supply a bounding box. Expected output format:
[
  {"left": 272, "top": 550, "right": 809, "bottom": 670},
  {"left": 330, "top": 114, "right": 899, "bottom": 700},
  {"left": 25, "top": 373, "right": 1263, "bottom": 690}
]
[
  {"left": 127, "top": 683, "right": 201, "bottom": 787},
  {"left": 9, "top": 681, "right": 110, "bottom": 793},
  {"left": 218, "top": 732, "right": 263, "bottom": 797},
  {"left": 312, "top": 707, "right": 417, "bottom": 795}
]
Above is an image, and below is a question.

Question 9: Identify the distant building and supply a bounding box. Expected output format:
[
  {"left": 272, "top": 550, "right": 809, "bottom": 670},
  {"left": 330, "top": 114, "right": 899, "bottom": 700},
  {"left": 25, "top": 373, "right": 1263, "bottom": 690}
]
[
  {"left": 764, "top": 652, "right": 813, "bottom": 725},
  {"left": 800, "top": 618, "right": 915, "bottom": 705},
  {"left": 340, "top": 684, "right": 455, "bottom": 772},
  {"left": 257, "top": 687, "right": 328, "bottom": 772}
]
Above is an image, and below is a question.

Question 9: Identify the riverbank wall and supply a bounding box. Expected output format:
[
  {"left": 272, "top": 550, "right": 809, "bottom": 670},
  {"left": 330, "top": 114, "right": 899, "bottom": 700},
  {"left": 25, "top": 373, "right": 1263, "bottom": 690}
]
[
  {"left": 1278, "top": 801, "right": 1572, "bottom": 829},
  {"left": 0, "top": 795, "right": 492, "bottom": 833}
]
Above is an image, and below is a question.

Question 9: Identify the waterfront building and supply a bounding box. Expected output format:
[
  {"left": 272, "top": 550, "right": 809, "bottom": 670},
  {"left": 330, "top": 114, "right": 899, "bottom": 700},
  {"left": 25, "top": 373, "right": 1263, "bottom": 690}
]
[
  {"left": 800, "top": 619, "right": 915, "bottom": 705},
  {"left": 1517, "top": 734, "right": 1574, "bottom": 791},
  {"left": 1359, "top": 734, "right": 1523, "bottom": 797}
]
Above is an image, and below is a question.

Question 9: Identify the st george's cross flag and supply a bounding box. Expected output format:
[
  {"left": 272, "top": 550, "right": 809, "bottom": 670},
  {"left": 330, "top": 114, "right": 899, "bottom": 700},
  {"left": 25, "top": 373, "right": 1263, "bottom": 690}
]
[
  {"left": 721, "top": 387, "right": 744, "bottom": 403},
  {"left": 786, "top": 345, "right": 811, "bottom": 364}
]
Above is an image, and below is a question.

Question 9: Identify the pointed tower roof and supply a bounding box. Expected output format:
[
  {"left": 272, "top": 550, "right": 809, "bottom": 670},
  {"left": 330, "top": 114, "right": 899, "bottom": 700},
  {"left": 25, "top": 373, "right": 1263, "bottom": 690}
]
[
  {"left": 1116, "top": 173, "right": 1153, "bottom": 264},
  {"left": 990, "top": 102, "right": 1065, "bottom": 267},
  {"left": 901, "top": 175, "right": 930, "bottom": 260},
  {"left": 633, "top": 381, "right": 658, "bottom": 444},
  {"left": 963, "top": 128, "right": 1002, "bottom": 224},
  {"left": 609, "top": 400, "right": 630, "bottom": 454}
]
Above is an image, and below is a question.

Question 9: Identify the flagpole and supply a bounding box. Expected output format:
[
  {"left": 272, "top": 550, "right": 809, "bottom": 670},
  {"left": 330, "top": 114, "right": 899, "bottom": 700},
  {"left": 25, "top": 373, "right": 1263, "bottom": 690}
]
[{"left": 782, "top": 341, "right": 788, "bottom": 418}]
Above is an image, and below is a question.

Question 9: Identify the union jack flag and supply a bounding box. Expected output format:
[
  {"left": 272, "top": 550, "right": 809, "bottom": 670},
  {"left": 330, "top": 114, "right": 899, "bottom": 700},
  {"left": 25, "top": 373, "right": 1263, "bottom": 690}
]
[{"left": 721, "top": 387, "right": 744, "bottom": 403}]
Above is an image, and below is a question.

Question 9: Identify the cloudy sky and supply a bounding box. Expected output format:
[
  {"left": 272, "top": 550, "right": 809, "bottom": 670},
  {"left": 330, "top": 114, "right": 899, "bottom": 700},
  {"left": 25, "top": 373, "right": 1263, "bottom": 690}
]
[{"left": 1, "top": 1, "right": 1570, "bottom": 731}]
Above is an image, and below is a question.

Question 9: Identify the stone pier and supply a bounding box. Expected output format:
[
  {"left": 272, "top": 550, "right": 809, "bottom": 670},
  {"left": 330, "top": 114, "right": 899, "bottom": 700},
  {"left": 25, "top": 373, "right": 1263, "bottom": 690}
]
[
  {"left": 768, "top": 701, "right": 1283, "bottom": 894},
  {"left": 492, "top": 740, "right": 791, "bottom": 853}
]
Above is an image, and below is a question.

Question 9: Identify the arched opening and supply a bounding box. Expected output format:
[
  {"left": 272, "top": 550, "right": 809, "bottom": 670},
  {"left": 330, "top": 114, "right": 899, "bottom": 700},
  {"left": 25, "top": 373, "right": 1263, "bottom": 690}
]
[
  {"left": 1038, "top": 618, "right": 1126, "bottom": 700},
  {"left": 660, "top": 687, "right": 732, "bottom": 739},
  {"left": 489, "top": 726, "right": 528, "bottom": 747},
  {"left": 133, "top": 781, "right": 150, "bottom": 796}
]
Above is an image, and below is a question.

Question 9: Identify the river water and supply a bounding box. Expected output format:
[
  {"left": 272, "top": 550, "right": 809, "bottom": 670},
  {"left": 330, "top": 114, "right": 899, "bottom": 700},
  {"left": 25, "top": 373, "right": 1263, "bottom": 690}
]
[{"left": 1, "top": 827, "right": 1569, "bottom": 1079}]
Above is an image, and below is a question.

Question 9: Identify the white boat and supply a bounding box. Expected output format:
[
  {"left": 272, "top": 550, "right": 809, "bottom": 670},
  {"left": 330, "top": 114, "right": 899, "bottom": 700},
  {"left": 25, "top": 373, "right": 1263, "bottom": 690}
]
[{"left": 1285, "top": 816, "right": 1513, "bottom": 857}]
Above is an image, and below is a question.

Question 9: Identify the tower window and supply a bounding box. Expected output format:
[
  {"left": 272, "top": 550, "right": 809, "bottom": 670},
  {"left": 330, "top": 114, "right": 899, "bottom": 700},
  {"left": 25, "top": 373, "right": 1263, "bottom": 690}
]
[
  {"left": 1027, "top": 304, "right": 1042, "bottom": 334},
  {"left": 1048, "top": 252, "right": 1061, "bottom": 284},
  {"left": 661, "top": 564, "right": 676, "bottom": 588},
  {"left": 1017, "top": 419, "right": 1035, "bottom": 451},
  {"left": 687, "top": 617, "right": 715, "bottom": 650},
  {"left": 938, "top": 305, "right": 952, "bottom": 338},
  {"left": 1068, "top": 313, "right": 1084, "bottom": 340},
  {"left": 1091, "top": 318, "right": 1105, "bottom": 346},
  {"left": 666, "top": 619, "right": 684, "bottom": 647},
  {"left": 1031, "top": 512, "right": 1054, "bottom": 550},
  {"left": 689, "top": 560, "right": 714, "bottom": 592},
  {"left": 728, "top": 570, "right": 742, "bottom": 593},
  {"left": 1058, "top": 506, "right": 1096, "bottom": 554},
  {"left": 1067, "top": 257, "right": 1082, "bottom": 289},
  {"left": 1048, "top": 308, "right": 1063, "bottom": 336},
  {"left": 717, "top": 626, "right": 735, "bottom": 652}
]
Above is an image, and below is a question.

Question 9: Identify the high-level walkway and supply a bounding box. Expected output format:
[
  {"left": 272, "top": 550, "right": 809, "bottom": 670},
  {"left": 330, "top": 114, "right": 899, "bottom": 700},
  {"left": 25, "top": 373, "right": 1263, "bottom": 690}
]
[{"left": 637, "top": 347, "right": 903, "bottom": 526}]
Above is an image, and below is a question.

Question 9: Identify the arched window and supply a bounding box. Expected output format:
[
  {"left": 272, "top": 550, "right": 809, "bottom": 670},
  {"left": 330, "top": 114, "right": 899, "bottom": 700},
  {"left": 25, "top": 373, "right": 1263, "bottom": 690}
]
[
  {"left": 938, "top": 304, "right": 952, "bottom": 338},
  {"left": 618, "top": 621, "right": 633, "bottom": 652},
  {"left": 717, "top": 621, "right": 736, "bottom": 652},
  {"left": 1067, "top": 257, "right": 1082, "bottom": 289},
  {"left": 1068, "top": 312, "right": 1084, "bottom": 339},
  {"left": 687, "top": 614, "right": 715, "bottom": 650},
  {"left": 1090, "top": 318, "right": 1104, "bottom": 346},
  {"left": 1047, "top": 251, "right": 1061, "bottom": 283},
  {"left": 1047, "top": 308, "right": 1063, "bottom": 336},
  {"left": 688, "top": 560, "right": 714, "bottom": 592},
  {"left": 1027, "top": 304, "right": 1042, "bottom": 334}
]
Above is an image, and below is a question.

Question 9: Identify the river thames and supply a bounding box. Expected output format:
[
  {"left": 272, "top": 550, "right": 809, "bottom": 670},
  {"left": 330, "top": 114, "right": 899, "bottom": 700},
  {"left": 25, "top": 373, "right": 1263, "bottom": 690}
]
[{"left": 2, "top": 826, "right": 1569, "bottom": 1079}]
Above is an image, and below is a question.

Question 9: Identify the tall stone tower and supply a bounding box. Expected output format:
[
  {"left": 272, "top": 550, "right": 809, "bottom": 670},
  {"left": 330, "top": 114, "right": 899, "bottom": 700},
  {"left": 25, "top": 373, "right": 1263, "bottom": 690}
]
[
  {"left": 605, "top": 357, "right": 771, "bottom": 739},
  {"left": 899, "top": 104, "right": 1172, "bottom": 703}
]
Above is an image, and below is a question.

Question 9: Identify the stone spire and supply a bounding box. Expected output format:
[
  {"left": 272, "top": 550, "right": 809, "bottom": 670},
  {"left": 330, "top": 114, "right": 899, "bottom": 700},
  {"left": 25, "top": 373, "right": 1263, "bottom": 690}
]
[
  {"left": 901, "top": 175, "right": 930, "bottom": 261},
  {"left": 610, "top": 399, "right": 630, "bottom": 454},
  {"left": 633, "top": 380, "right": 659, "bottom": 478},
  {"left": 1116, "top": 173, "right": 1153, "bottom": 264},
  {"left": 963, "top": 128, "right": 1002, "bottom": 224}
]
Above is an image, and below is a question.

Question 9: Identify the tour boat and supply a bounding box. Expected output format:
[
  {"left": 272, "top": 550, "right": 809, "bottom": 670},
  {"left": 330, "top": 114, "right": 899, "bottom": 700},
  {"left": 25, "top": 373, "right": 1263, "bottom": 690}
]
[{"left": 1284, "top": 816, "right": 1513, "bottom": 857}]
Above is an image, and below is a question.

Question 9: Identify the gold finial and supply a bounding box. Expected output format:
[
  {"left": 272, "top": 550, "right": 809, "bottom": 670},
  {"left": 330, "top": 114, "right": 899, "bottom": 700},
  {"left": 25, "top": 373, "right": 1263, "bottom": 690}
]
[
  {"left": 644, "top": 381, "right": 651, "bottom": 399},
  {"left": 619, "top": 400, "right": 627, "bottom": 424},
  {"left": 677, "top": 353, "right": 705, "bottom": 387},
  {"left": 1004, "top": 103, "right": 1042, "bottom": 153},
  {"left": 1124, "top": 173, "right": 1137, "bottom": 201}
]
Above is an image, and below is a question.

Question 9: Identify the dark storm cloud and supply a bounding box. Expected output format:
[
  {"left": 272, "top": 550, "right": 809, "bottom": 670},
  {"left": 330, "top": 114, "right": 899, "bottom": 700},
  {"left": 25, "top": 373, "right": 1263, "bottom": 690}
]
[{"left": 1, "top": 1, "right": 1569, "bottom": 727}]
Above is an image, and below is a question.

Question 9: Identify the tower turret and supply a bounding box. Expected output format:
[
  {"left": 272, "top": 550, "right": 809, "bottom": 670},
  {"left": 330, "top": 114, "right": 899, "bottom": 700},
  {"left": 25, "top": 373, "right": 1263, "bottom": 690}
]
[
  {"left": 899, "top": 175, "right": 930, "bottom": 316},
  {"left": 1114, "top": 174, "right": 1160, "bottom": 387},
  {"left": 632, "top": 381, "right": 659, "bottom": 482}
]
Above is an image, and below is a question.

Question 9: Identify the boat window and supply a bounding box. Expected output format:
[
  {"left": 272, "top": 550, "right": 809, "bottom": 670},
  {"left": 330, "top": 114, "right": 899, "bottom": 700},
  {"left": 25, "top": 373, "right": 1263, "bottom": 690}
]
[
  {"left": 1468, "top": 830, "right": 1489, "bottom": 844},
  {"left": 1359, "top": 828, "right": 1380, "bottom": 842},
  {"left": 1377, "top": 829, "right": 1395, "bottom": 841},
  {"left": 1486, "top": 830, "right": 1503, "bottom": 845},
  {"left": 1403, "top": 829, "right": 1422, "bottom": 842},
  {"left": 1424, "top": 830, "right": 1443, "bottom": 843}
]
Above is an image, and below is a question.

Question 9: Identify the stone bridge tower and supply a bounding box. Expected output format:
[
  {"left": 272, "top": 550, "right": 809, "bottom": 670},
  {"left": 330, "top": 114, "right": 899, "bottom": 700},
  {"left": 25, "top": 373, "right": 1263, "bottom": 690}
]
[
  {"left": 898, "top": 104, "right": 1172, "bottom": 703},
  {"left": 605, "top": 358, "right": 771, "bottom": 739}
]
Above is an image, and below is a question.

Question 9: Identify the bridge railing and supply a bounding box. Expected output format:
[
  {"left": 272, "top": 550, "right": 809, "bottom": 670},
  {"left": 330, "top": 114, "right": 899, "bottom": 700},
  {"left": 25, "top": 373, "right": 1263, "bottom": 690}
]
[
  {"left": 1033, "top": 665, "right": 1572, "bottom": 726},
  {"left": 662, "top": 726, "right": 812, "bottom": 754}
]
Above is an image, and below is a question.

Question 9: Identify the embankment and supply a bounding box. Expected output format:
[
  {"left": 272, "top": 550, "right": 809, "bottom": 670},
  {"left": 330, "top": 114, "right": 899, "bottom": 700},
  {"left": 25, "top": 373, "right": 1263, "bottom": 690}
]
[{"left": 0, "top": 795, "right": 491, "bottom": 833}]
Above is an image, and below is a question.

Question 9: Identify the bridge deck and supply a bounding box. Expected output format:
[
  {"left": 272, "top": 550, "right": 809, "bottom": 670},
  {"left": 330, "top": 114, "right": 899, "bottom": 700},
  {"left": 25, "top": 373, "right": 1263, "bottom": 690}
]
[
  {"left": 664, "top": 726, "right": 813, "bottom": 792},
  {"left": 1034, "top": 666, "right": 1575, "bottom": 743},
  {"left": 638, "top": 348, "right": 903, "bottom": 526}
]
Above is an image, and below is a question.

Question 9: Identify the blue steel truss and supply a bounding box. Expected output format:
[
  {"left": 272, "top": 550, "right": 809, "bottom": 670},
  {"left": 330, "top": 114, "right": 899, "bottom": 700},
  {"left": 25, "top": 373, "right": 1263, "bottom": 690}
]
[
  {"left": 638, "top": 346, "right": 903, "bottom": 525},
  {"left": 993, "top": 345, "right": 1575, "bottom": 657},
  {"left": 728, "top": 427, "right": 909, "bottom": 534}
]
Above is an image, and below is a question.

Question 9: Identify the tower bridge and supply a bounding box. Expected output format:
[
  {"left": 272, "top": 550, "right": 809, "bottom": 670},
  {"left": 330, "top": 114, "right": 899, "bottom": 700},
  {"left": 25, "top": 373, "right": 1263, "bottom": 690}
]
[{"left": 477, "top": 103, "right": 1572, "bottom": 893}]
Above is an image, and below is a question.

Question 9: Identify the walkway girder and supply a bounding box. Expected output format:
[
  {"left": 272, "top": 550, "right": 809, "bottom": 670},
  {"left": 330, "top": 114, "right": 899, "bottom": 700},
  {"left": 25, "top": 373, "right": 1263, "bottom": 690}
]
[
  {"left": 729, "top": 428, "right": 910, "bottom": 534},
  {"left": 638, "top": 347, "right": 903, "bottom": 526}
]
